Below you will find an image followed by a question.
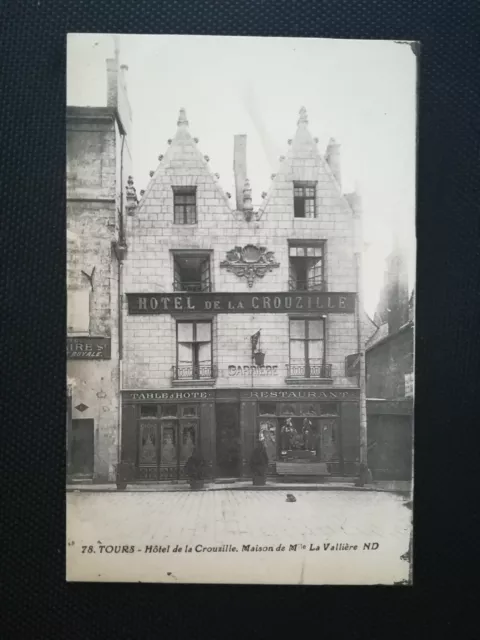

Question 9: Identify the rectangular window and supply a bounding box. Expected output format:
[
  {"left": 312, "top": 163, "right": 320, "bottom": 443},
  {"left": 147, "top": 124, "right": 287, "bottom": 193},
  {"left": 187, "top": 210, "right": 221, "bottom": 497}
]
[
  {"left": 173, "top": 187, "right": 197, "bottom": 224},
  {"left": 289, "top": 318, "right": 328, "bottom": 378},
  {"left": 293, "top": 181, "right": 316, "bottom": 218},
  {"left": 173, "top": 251, "right": 211, "bottom": 292},
  {"left": 140, "top": 404, "right": 158, "bottom": 418},
  {"left": 289, "top": 242, "right": 324, "bottom": 291},
  {"left": 176, "top": 320, "right": 213, "bottom": 379}
]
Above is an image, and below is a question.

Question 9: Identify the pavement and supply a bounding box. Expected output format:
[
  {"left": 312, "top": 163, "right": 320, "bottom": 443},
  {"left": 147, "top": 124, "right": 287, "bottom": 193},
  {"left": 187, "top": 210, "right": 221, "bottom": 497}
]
[
  {"left": 66, "top": 479, "right": 412, "bottom": 494},
  {"left": 66, "top": 489, "right": 412, "bottom": 585}
]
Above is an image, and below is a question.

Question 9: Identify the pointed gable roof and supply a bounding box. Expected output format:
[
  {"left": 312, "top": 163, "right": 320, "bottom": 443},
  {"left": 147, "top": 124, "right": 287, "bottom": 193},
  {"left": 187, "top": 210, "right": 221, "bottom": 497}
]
[
  {"left": 259, "top": 107, "right": 348, "bottom": 219},
  {"left": 136, "top": 108, "right": 232, "bottom": 213}
]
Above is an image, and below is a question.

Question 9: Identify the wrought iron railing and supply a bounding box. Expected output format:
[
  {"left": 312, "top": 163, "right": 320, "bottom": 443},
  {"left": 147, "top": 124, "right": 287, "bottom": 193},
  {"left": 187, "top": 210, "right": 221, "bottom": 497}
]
[
  {"left": 173, "top": 364, "right": 217, "bottom": 380},
  {"left": 288, "top": 278, "right": 326, "bottom": 291},
  {"left": 286, "top": 363, "right": 332, "bottom": 379},
  {"left": 173, "top": 280, "right": 211, "bottom": 292}
]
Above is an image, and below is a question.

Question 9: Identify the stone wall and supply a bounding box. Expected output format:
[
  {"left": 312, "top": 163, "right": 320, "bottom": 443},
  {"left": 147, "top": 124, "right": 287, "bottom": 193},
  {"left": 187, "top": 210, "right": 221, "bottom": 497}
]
[{"left": 67, "top": 113, "right": 121, "bottom": 481}]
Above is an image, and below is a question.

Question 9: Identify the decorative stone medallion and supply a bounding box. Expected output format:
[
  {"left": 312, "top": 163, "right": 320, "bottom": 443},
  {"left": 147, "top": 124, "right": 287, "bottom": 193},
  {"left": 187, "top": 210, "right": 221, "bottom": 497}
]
[{"left": 220, "top": 244, "right": 280, "bottom": 288}]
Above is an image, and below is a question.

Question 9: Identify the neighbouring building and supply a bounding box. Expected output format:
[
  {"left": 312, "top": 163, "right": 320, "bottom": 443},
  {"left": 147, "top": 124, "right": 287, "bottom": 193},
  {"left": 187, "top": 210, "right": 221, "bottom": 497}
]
[
  {"left": 366, "top": 241, "right": 414, "bottom": 480},
  {"left": 121, "top": 107, "right": 376, "bottom": 481},
  {"left": 66, "top": 51, "right": 135, "bottom": 482}
]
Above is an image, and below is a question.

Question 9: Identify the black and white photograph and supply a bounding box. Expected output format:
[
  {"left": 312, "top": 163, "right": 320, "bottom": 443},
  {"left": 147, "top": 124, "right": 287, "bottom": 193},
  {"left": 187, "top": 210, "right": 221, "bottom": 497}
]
[{"left": 66, "top": 34, "right": 416, "bottom": 585}]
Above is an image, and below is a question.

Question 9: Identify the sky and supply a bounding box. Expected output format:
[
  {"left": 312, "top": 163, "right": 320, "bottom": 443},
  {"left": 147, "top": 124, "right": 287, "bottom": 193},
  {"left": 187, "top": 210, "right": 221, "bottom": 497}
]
[{"left": 67, "top": 34, "right": 417, "bottom": 317}]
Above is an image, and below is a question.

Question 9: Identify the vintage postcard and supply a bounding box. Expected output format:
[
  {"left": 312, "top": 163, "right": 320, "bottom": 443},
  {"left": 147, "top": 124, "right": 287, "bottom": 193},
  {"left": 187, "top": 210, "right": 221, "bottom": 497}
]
[{"left": 66, "top": 34, "right": 416, "bottom": 584}]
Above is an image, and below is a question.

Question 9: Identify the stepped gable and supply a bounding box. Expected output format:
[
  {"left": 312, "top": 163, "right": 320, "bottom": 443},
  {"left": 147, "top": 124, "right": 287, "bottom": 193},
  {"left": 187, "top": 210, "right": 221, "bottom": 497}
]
[
  {"left": 136, "top": 108, "right": 233, "bottom": 221},
  {"left": 258, "top": 106, "right": 351, "bottom": 221}
]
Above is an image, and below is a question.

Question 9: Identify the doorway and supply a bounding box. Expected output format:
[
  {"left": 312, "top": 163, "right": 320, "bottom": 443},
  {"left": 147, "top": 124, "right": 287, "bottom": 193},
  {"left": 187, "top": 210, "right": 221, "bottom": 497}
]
[
  {"left": 215, "top": 403, "right": 241, "bottom": 477},
  {"left": 71, "top": 419, "right": 94, "bottom": 477},
  {"left": 137, "top": 417, "right": 199, "bottom": 481}
]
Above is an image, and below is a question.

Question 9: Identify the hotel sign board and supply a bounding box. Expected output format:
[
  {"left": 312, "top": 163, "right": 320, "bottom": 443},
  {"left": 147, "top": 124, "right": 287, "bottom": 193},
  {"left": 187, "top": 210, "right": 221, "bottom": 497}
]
[
  {"left": 67, "top": 337, "right": 111, "bottom": 359},
  {"left": 127, "top": 292, "right": 356, "bottom": 315}
]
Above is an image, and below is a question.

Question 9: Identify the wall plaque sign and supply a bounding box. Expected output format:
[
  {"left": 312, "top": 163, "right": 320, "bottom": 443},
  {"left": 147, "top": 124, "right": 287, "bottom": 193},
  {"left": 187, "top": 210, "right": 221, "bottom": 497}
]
[
  {"left": 228, "top": 365, "right": 279, "bottom": 377},
  {"left": 240, "top": 389, "right": 360, "bottom": 401},
  {"left": 127, "top": 292, "right": 355, "bottom": 314},
  {"left": 220, "top": 245, "right": 280, "bottom": 287},
  {"left": 67, "top": 337, "right": 111, "bottom": 359}
]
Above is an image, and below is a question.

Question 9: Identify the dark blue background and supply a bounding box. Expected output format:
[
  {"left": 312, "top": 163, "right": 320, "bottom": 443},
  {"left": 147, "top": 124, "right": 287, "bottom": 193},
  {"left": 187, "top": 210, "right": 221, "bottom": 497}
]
[{"left": 0, "top": 0, "right": 479, "bottom": 636}]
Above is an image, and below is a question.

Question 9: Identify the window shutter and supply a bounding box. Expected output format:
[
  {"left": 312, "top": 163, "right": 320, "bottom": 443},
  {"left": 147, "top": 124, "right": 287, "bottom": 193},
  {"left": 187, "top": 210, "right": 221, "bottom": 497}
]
[
  {"left": 200, "top": 257, "right": 210, "bottom": 290},
  {"left": 67, "top": 289, "right": 90, "bottom": 333}
]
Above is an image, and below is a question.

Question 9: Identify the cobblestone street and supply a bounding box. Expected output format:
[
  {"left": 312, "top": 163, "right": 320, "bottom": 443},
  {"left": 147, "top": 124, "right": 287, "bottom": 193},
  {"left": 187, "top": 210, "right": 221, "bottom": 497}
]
[{"left": 67, "top": 489, "right": 412, "bottom": 585}]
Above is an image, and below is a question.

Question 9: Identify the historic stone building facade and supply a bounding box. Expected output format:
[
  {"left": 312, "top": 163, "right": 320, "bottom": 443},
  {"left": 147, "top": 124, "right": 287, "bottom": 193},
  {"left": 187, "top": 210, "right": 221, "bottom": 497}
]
[
  {"left": 121, "top": 107, "right": 376, "bottom": 481},
  {"left": 67, "top": 54, "right": 134, "bottom": 482}
]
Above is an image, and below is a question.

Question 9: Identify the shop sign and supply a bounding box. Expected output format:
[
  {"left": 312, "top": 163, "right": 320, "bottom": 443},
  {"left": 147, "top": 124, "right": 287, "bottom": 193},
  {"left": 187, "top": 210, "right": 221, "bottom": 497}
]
[
  {"left": 67, "top": 337, "right": 111, "bottom": 359},
  {"left": 240, "top": 389, "right": 360, "bottom": 401},
  {"left": 228, "top": 365, "right": 278, "bottom": 377},
  {"left": 345, "top": 353, "right": 360, "bottom": 376},
  {"left": 123, "top": 390, "right": 215, "bottom": 401},
  {"left": 127, "top": 292, "right": 355, "bottom": 315}
]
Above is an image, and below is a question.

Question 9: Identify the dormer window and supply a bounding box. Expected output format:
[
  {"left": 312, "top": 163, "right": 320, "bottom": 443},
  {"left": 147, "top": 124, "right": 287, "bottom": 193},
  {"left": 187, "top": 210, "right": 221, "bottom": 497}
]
[
  {"left": 173, "top": 186, "right": 197, "bottom": 224},
  {"left": 294, "top": 181, "right": 316, "bottom": 218}
]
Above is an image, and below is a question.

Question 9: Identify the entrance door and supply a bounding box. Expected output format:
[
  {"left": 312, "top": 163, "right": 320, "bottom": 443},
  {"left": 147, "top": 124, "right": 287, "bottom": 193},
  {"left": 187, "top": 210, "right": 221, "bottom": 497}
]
[
  {"left": 71, "top": 419, "right": 94, "bottom": 477},
  {"left": 159, "top": 419, "right": 200, "bottom": 480},
  {"left": 215, "top": 404, "right": 241, "bottom": 477}
]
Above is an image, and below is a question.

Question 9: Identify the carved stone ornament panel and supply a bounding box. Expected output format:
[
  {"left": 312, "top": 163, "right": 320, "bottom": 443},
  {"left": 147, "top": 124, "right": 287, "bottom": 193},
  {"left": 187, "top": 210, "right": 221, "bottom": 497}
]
[{"left": 220, "top": 245, "right": 280, "bottom": 288}]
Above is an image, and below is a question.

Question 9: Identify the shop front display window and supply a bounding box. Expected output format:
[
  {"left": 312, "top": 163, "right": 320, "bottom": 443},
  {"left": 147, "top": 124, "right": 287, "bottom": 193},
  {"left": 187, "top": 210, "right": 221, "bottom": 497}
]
[
  {"left": 259, "top": 403, "right": 276, "bottom": 416},
  {"left": 259, "top": 419, "right": 277, "bottom": 463},
  {"left": 140, "top": 404, "right": 158, "bottom": 418}
]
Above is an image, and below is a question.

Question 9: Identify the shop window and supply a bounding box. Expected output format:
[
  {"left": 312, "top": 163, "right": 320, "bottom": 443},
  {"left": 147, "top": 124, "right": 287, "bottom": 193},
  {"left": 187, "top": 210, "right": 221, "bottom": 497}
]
[
  {"left": 176, "top": 320, "right": 213, "bottom": 380},
  {"left": 181, "top": 405, "right": 198, "bottom": 418},
  {"left": 289, "top": 318, "right": 329, "bottom": 379},
  {"left": 280, "top": 403, "right": 296, "bottom": 416},
  {"left": 293, "top": 181, "right": 316, "bottom": 218},
  {"left": 288, "top": 242, "right": 325, "bottom": 291},
  {"left": 140, "top": 404, "right": 158, "bottom": 418},
  {"left": 139, "top": 423, "right": 157, "bottom": 465},
  {"left": 161, "top": 405, "right": 178, "bottom": 418},
  {"left": 320, "top": 403, "right": 339, "bottom": 416},
  {"left": 173, "top": 251, "right": 211, "bottom": 292},
  {"left": 300, "top": 403, "right": 318, "bottom": 416},
  {"left": 173, "top": 186, "right": 197, "bottom": 224},
  {"left": 259, "top": 403, "right": 276, "bottom": 416}
]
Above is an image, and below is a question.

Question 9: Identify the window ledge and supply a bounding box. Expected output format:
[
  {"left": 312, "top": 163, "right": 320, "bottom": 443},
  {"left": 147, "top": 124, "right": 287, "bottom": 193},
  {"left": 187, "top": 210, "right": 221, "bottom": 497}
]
[
  {"left": 285, "top": 377, "right": 334, "bottom": 386},
  {"left": 172, "top": 379, "right": 216, "bottom": 388}
]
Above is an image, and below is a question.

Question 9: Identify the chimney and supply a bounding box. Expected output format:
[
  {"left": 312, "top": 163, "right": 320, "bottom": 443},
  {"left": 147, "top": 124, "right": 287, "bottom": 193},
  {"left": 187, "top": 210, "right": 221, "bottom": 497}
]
[
  {"left": 386, "top": 240, "right": 409, "bottom": 335},
  {"left": 106, "top": 58, "right": 118, "bottom": 108},
  {"left": 326, "top": 138, "right": 341, "bottom": 188},
  {"left": 234, "top": 134, "right": 247, "bottom": 211}
]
